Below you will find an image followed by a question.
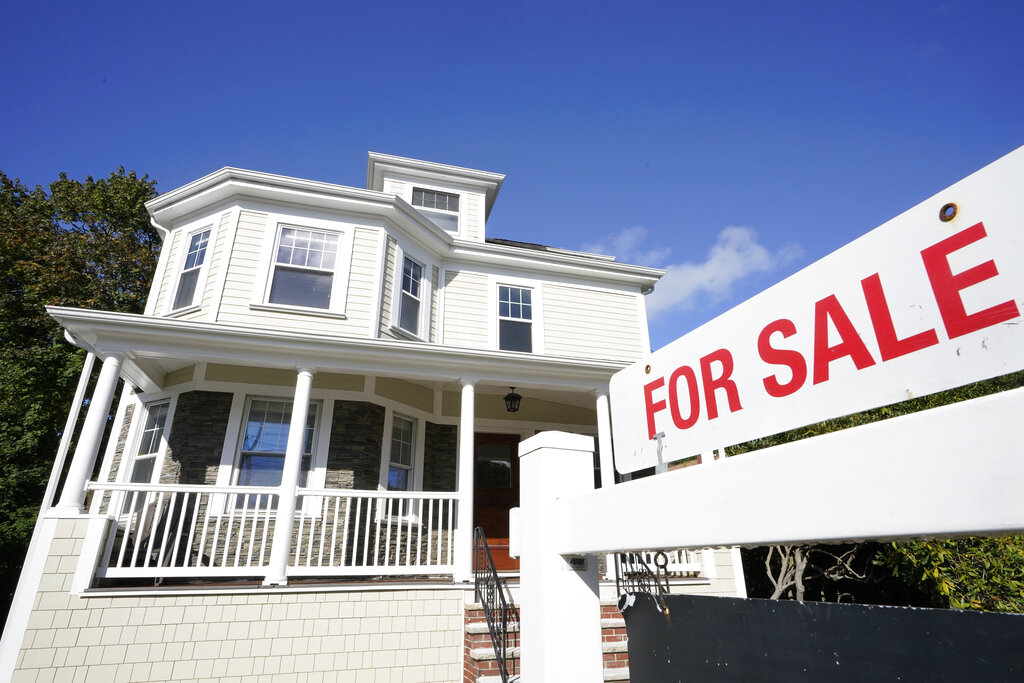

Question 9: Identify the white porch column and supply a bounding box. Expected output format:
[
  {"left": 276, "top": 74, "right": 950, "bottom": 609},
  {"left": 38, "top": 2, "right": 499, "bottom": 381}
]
[
  {"left": 263, "top": 367, "right": 314, "bottom": 586},
  {"left": 57, "top": 353, "right": 123, "bottom": 511},
  {"left": 454, "top": 379, "right": 476, "bottom": 582},
  {"left": 519, "top": 431, "right": 603, "bottom": 681},
  {"left": 595, "top": 389, "right": 615, "bottom": 489}
]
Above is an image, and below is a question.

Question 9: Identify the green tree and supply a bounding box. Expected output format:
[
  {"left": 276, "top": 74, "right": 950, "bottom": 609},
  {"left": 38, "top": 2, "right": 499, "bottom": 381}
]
[{"left": 0, "top": 169, "right": 159, "bottom": 625}]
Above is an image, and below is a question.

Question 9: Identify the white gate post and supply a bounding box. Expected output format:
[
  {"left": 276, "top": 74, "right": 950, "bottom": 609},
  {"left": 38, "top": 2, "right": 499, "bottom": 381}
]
[{"left": 519, "top": 431, "right": 604, "bottom": 681}]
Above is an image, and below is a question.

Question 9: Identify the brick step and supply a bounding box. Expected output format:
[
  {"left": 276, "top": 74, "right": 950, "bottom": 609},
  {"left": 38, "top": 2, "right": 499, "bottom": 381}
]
[
  {"left": 470, "top": 638, "right": 626, "bottom": 662},
  {"left": 477, "top": 669, "right": 629, "bottom": 683}
]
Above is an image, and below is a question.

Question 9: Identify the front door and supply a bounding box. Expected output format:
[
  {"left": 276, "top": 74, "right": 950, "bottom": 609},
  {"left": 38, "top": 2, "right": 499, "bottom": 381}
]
[{"left": 473, "top": 433, "right": 520, "bottom": 571}]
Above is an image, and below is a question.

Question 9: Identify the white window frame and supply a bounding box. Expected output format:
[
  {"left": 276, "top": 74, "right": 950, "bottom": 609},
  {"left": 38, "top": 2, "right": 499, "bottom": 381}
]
[
  {"left": 377, "top": 408, "right": 426, "bottom": 522},
  {"left": 118, "top": 397, "right": 176, "bottom": 515},
  {"left": 251, "top": 212, "right": 355, "bottom": 318},
  {"left": 411, "top": 186, "right": 461, "bottom": 234},
  {"left": 169, "top": 223, "right": 215, "bottom": 314},
  {"left": 495, "top": 280, "right": 544, "bottom": 354},
  {"left": 390, "top": 244, "right": 432, "bottom": 341}
]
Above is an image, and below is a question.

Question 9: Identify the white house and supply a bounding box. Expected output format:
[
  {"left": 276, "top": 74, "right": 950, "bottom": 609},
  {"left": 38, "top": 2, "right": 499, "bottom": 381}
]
[{"left": 2, "top": 153, "right": 746, "bottom": 683}]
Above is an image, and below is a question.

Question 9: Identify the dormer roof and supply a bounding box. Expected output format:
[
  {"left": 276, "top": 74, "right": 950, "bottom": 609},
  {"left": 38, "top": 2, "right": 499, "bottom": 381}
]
[{"left": 366, "top": 152, "right": 505, "bottom": 218}]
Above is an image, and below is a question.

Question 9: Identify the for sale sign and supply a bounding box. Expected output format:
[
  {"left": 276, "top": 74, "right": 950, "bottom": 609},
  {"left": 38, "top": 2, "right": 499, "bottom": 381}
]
[{"left": 611, "top": 145, "right": 1024, "bottom": 474}]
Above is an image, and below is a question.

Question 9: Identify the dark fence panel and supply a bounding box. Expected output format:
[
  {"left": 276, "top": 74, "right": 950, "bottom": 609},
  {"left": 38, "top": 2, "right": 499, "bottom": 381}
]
[{"left": 622, "top": 592, "right": 1024, "bottom": 682}]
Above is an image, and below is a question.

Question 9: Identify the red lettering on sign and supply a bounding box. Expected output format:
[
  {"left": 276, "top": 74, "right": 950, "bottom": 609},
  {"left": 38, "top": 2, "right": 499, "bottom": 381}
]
[
  {"left": 813, "top": 295, "right": 876, "bottom": 384},
  {"left": 668, "top": 365, "right": 700, "bottom": 429},
  {"left": 643, "top": 377, "right": 666, "bottom": 439},
  {"left": 758, "top": 318, "right": 807, "bottom": 397},
  {"left": 700, "top": 349, "right": 743, "bottom": 420},
  {"left": 921, "top": 222, "right": 1020, "bottom": 339},
  {"left": 861, "top": 273, "right": 939, "bottom": 361}
]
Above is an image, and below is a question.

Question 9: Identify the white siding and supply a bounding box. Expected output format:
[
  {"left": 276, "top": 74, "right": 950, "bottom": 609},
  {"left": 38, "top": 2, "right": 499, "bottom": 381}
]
[
  {"left": 197, "top": 210, "right": 233, "bottom": 313},
  {"left": 442, "top": 270, "right": 489, "bottom": 348},
  {"left": 346, "top": 227, "right": 381, "bottom": 334},
  {"left": 379, "top": 236, "right": 398, "bottom": 339},
  {"left": 430, "top": 264, "right": 440, "bottom": 343},
  {"left": 151, "top": 228, "right": 182, "bottom": 313},
  {"left": 543, "top": 284, "right": 646, "bottom": 362},
  {"left": 463, "top": 191, "right": 484, "bottom": 241}
]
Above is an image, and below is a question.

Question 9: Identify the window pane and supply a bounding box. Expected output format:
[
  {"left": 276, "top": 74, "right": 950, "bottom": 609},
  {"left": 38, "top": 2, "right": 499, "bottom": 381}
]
[
  {"left": 238, "top": 454, "right": 285, "bottom": 487},
  {"left": 499, "top": 319, "right": 532, "bottom": 352},
  {"left": 129, "top": 456, "right": 156, "bottom": 484},
  {"left": 387, "top": 467, "right": 409, "bottom": 491},
  {"left": 269, "top": 267, "right": 332, "bottom": 308},
  {"left": 400, "top": 293, "right": 420, "bottom": 334},
  {"left": 173, "top": 270, "right": 200, "bottom": 310},
  {"left": 419, "top": 209, "right": 458, "bottom": 232}
]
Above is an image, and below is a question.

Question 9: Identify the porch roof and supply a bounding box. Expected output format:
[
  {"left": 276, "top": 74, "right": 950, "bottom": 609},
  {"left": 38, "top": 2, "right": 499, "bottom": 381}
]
[{"left": 49, "top": 306, "right": 630, "bottom": 395}]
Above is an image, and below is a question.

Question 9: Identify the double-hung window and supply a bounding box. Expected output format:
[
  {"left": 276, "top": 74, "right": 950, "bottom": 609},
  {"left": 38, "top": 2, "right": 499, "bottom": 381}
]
[
  {"left": 173, "top": 229, "right": 211, "bottom": 310},
  {"left": 399, "top": 257, "right": 423, "bottom": 335},
  {"left": 268, "top": 226, "right": 339, "bottom": 309},
  {"left": 236, "top": 398, "right": 318, "bottom": 506},
  {"left": 387, "top": 415, "right": 416, "bottom": 492},
  {"left": 412, "top": 187, "right": 460, "bottom": 233},
  {"left": 122, "top": 401, "right": 170, "bottom": 512},
  {"left": 498, "top": 285, "right": 533, "bottom": 352}
]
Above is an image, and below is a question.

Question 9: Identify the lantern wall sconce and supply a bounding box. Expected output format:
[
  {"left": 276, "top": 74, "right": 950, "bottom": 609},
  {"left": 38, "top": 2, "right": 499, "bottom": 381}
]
[{"left": 503, "top": 387, "right": 522, "bottom": 413}]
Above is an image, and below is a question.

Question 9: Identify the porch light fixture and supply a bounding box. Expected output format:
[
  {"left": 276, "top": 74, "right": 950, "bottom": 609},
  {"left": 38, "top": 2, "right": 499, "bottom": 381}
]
[{"left": 503, "top": 387, "right": 522, "bottom": 413}]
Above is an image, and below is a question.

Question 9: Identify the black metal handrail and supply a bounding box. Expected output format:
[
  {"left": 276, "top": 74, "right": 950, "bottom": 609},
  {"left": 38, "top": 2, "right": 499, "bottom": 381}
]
[{"left": 474, "top": 527, "right": 518, "bottom": 682}]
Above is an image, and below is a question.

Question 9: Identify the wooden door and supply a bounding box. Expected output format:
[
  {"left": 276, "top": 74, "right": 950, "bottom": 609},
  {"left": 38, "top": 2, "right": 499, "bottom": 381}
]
[{"left": 473, "top": 433, "right": 520, "bottom": 571}]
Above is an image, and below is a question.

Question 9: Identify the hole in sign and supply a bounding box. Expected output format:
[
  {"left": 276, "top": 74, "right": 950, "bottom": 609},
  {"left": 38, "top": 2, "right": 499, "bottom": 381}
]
[{"left": 940, "top": 202, "right": 957, "bottom": 222}]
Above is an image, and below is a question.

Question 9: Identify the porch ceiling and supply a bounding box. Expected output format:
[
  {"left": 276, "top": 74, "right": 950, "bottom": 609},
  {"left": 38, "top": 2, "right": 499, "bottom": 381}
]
[{"left": 50, "top": 307, "right": 630, "bottom": 396}]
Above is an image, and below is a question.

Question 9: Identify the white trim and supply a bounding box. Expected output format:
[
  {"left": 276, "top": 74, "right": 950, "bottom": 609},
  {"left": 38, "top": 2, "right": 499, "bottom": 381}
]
[
  {"left": 208, "top": 207, "right": 240, "bottom": 324},
  {"left": 493, "top": 277, "right": 545, "bottom": 354},
  {"left": 370, "top": 229, "right": 389, "bottom": 338}
]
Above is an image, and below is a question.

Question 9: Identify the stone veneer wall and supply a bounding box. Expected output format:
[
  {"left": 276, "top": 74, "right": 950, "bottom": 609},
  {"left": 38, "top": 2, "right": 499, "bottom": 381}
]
[
  {"left": 12, "top": 517, "right": 464, "bottom": 683},
  {"left": 422, "top": 423, "right": 456, "bottom": 491},
  {"left": 161, "top": 391, "right": 234, "bottom": 485},
  {"left": 324, "top": 400, "right": 385, "bottom": 491}
]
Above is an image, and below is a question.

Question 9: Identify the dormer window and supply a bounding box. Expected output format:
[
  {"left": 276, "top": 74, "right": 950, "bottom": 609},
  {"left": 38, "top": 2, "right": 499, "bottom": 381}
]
[
  {"left": 412, "top": 187, "right": 460, "bottom": 233},
  {"left": 172, "top": 228, "right": 211, "bottom": 310},
  {"left": 269, "top": 226, "right": 339, "bottom": 309}
]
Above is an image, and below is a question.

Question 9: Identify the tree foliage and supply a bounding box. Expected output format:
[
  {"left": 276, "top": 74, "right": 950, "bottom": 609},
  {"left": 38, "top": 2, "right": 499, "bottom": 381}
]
[
  {"left": 0, "top": 169, "right": 158, "bottom": 622},
  {"left": 731, "top": 370, "right": 1024, "bottom": 612}
]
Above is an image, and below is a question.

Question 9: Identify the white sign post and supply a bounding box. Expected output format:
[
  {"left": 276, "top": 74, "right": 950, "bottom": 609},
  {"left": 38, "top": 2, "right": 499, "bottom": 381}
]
[{"left": 611, "top": 145, "right": 1024, "bottom": 473}]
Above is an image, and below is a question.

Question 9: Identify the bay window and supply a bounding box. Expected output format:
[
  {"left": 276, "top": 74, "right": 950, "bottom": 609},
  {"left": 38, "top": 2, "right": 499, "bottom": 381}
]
[
  {"left": 268, "top": 226, "right": 339, "bottom": 309},
  {"left": 172, "top": 228, "right": 211, "bottom": 310}
]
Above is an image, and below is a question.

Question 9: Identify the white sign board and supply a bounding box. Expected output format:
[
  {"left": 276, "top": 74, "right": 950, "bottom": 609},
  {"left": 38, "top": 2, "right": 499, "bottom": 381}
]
[{"left": 611, "top": 145, "right": 1024, "bottom": 474}]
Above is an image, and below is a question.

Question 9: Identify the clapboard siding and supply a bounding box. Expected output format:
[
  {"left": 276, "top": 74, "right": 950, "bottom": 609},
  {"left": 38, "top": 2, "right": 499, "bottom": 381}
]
[
  {"left": 346, "top": 227, "right": 381, "bottom": 333},
  {"left": 197, "top": 211, "right": 233, "bottom": 314},
  {"left": 463, "top": 193, "right": 483, "bottom": 241},
  {"left": 430, "top": 265, "right": 440, "bottom": 343},
  {"left": 379, "top": 236, "right": 398, "bottom": 339},
  {"left": 152, "top": 227, "right": 182, "bottom": 313},
  {"left": 442, "top": 270, "right": 489, "bottom": 348},
  {"left": 543, "top": 284, "right": 646, "bottom": 361}
]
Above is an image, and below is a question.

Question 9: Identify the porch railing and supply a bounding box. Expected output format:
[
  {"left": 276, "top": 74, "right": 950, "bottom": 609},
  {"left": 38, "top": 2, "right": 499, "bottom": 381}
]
[{"left": 86, "top": 483, "right": 458, "bottom": 582}]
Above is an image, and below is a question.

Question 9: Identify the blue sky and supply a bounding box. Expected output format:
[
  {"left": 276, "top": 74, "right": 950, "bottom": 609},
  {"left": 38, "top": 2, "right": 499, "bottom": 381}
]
[{"left": 3, "top": 1, "right": 1022, "bottom": 350}]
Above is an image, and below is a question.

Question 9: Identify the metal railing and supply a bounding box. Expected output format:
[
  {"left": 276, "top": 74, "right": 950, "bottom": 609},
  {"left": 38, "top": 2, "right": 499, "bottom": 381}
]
[
  {"left": 473, "top": 526, "right": 518, "bottom": 683},
  {"left": 88, "top": 483, "right": 458, "bottom": 581}
]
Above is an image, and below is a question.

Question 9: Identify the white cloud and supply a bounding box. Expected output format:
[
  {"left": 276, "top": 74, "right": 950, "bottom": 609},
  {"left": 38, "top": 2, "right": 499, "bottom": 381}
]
[
  {"left": 583, "top": 225, "right": 802, "bottom": 320},
  {"left": 581, "top": 226, "right": 671, "bottom": 266}
]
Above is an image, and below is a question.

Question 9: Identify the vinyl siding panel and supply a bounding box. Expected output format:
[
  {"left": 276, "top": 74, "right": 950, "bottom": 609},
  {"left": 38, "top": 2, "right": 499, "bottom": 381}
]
[
  {"left": 430, "top": 265, "right": 440, "bottom": 342},
  {"left": 442, "top": 270, "right": 489, "bottom": 349},
  {"left": 543, "top": 284, "right": 646, "bottom": 362},
  {"left": 463, "top": 192, "right": 483, "bottom": 241},
  {"left": 152, "top": 228, "right": 183, "bottom": 313},
  {"left": 197, "top": 211, "right": 234, "bottom": 313},
  {"left": 379, "top": 237, "right": 398, "bottom": 339},
  {"left": 346, "top": 227, "right": 381, "bottom": 333}
]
